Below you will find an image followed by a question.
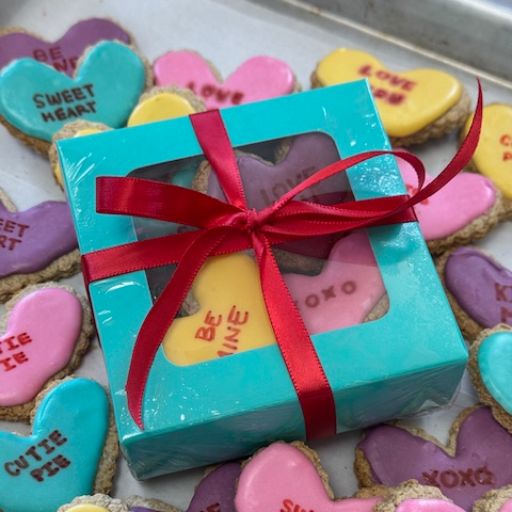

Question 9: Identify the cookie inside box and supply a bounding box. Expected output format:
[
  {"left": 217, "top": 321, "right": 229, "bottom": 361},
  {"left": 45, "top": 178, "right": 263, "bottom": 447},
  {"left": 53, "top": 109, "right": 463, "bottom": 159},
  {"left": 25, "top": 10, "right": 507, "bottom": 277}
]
[{"left": 128, "top": 131, "right": 390, "bottom": 366}]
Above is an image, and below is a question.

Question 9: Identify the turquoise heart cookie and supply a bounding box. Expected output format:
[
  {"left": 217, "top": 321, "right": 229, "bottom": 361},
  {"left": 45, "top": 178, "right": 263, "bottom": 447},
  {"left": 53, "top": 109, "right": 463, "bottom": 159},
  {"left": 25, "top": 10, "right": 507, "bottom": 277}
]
[
  {"left": 0, "top": 41, "right": 146, "bottom": 142},
  {"left": 0, "top": 378, "right": 110, "bottom": 512},
  {"left": 478, "top": 330, "right": 512, "bottom": 414}
]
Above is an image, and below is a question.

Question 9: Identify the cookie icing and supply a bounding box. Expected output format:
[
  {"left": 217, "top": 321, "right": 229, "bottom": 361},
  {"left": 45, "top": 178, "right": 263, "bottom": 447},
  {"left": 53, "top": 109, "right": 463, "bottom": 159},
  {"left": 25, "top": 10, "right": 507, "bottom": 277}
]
[
  {"left": 163, "top": 253, "right": 275, "bottom": 366},
  {"left": 235, "top": 442, "right": 382, "bottom": 512},
  {"left": 0, "top": 201, "right": 77, "bottom": 278},
  {"left": 501, "top": 500, "right": 512, "bottom": 512},
  {"left": 445, "top": 247, "right": 512, "bottom": 327},
  {"left": 478, "top": 332, "right": 512, "bottom": 414},
  {"left": 398, "top": 158, "right": 496, "bottom": 240},
  {"left": 186, "top": 463, "right": 241, "bottom": 512},
  {"left": 464, "top": 104, "right": 512, "bottom": 199},
  {"left": 0, "top": 18, "right": 131, "bottom": 75},
  {"left": 284, "top": 232, "right": 385, "bottom": 334},
  {"left": 315, "top": 49, "right": 462, "bottom": 137},
  {"left": 0, "top": 41, "right": 146, "bottom": 141},
  {"left": 0, "top": 378, "right": 109, "bottom": 512},
  {"left": 357, "top": 407, "right": 512, "bottom": 510},
  {"left": 127, "top": 91, "right": 198, "bottom": 126},
  {"left": 66, "top": 506, "right": 109, "bottom": 512},
  {"left": 205, "top": 132, "right": 349, "bottom": 259},
  {"left": 0, "top": 287, "right": 83, "bottom": 407},
  {"left": 154, "top": 50, "right": 296, "bottom": 109}
]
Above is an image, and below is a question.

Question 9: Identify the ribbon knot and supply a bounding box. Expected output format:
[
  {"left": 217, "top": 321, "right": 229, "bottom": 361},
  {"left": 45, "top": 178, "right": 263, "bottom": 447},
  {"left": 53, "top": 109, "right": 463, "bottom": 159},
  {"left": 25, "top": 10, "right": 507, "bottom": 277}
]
[{"left": 82, "top": 83, "right": 483, "bottom": 439}]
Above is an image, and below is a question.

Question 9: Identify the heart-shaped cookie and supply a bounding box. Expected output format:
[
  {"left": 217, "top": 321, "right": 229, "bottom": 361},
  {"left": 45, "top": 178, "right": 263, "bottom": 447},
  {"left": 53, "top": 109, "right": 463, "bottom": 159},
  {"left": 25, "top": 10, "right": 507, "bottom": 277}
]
[
  {"left": 439, "top": 247, "right": 512, "bottom": 339},
  {"left": 0, "top": 378, "right": 115, "bottom": 512},
  {"left": 186, "top": 463, "right": 241, "bottom": 512},
  {"left": 312, "top": 49, "right": 468, "bottom": 144},
  {"left": 398, "top": 156, "right": 502, "bottom": 254},
  {"left": 356, "top": 406, "right": 512, "bottom": 510},
  {"left": 470, "top": 326, "right": 512, "bottom": 434},
  {"left": 235, "top": 442, "right": 382, "bottom": 512},
  {"left": 0, "top": 189, "right": 79, "bottom": 302},
  {"left": 0, "top": 18, "right": 132, "bottom": 75},
  {"left": 284, "top": 231, "right": 385, "bottom": 334},
  {"left": 0, "top": 284, "right": 93, "bottom": 420},
  {"left": 154, "top": 50, "right": 297, "bottom": 109},
  {"left": 0, "top": 40, "right": 148, "bottom": 149},
  {"left": 463, "top": 104, "right": 512, "bottom": 200},
  {"left": 162, "top": 253, "right": 275, "bottom": 366}
]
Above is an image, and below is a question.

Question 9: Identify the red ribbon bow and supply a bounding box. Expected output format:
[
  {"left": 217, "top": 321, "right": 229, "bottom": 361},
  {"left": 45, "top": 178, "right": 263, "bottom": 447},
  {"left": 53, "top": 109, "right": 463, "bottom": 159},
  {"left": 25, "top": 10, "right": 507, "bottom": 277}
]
[{"left": 82, "top": 82, "right": 483, "bottom": 439}]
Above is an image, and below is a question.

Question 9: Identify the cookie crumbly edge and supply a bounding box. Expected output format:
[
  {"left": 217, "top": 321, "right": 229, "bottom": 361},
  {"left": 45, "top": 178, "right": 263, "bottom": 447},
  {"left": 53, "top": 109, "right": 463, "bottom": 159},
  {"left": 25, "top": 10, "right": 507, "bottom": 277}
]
[
  {"left": 0, "top": 39, "right": 151, "bottom": 155},
  {"left": 428, "top": 188, "right": 509, "bottom": 256},
  {"left": 0, "top": 283, "right": 95, "bottom": 421},
  {"left": 58, "top": 494, "right": 127, "bottom": 512},
  {"left": 30, "top": 376, "right": 119, "bottom": 495},
  {"left": 125, "top": 495, "right": 182, "bottom": 512},
  {"left": 473, "top": 485, "right": 512, "bottom": 512},
  {"left": 468, "top": 324, "right": 512, "bottom": 433}
]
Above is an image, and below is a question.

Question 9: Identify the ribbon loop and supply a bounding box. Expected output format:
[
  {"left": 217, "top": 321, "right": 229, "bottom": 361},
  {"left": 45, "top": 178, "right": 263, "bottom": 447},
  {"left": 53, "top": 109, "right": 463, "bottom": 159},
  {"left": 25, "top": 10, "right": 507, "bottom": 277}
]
[{"left": 83, "top": 81, "right": 483, "bottom": 436}]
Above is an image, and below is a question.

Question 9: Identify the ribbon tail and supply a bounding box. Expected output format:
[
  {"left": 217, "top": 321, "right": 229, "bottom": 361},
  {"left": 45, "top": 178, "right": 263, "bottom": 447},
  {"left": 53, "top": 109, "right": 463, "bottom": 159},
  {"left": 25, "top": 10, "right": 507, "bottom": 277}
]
[
  {"left": 252, "top": 233, "right": 337, "bottom": 439},
  {"left": 126, "top": 227, "right": 231, "bottom": 429}
]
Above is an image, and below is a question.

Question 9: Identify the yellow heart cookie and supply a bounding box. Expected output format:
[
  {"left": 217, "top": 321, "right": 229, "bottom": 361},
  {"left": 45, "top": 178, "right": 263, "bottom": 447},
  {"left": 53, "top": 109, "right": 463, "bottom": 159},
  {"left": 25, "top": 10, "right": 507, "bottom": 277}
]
[
  {"left": 163, "top": 253, "right": 276, "bottom": 366},
  {"left": 127, "top": 90, "right": 199, "bottom": 127},
  {"left": 314, "top": 49, "right": 463, "bottom": 137},
  {"left": 463, "top": 103, "right": 512, "bottom": 199}
]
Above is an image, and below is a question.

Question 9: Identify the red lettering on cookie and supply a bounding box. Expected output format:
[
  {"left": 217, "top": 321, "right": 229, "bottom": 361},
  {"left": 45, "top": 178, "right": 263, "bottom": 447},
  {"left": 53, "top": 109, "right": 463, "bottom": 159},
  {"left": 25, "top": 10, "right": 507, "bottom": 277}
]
[
  {"left": 503, "top": 151, "right": 512, "bottom": 161},
  {"left": 495, "top": 283, "right": 512, "bottom": 302},
  {"left": 500, "top": 134, "right": 512, "bottom": 146},
  {"left": 422, "top": 466, "right": 495, "bottom": 489},
  {"left": 280, "top": 498, "right": 315, "bottom": 512}
]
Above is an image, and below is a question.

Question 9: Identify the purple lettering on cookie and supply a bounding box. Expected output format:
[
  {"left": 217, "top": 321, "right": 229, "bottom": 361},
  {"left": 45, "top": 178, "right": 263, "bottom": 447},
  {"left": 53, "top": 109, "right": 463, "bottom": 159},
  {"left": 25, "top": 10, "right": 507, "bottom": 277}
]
[
  {"left": 206, "top": 133, "right": 351, "bottom": 259},
  {"left": 445, "top": 247, "right": 512, "bottom": 327},
  {"left": 0, "top": 19, "right": 131, "bottom": 75},
  {"left": 0, "top": 201, "right": 77, "bottom": 277},
  {"left": 357, "top": 407, "right": 512, "bottom": 510},
  {"left": 186, "top": 462, "right": 241, "bottom": 512}
]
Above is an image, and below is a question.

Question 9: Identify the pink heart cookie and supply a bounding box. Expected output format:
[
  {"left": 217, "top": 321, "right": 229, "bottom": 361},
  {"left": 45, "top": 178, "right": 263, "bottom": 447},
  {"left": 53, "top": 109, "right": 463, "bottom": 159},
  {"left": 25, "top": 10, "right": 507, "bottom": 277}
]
[
  {"left": 284, "top": 231, "right": 385, "bottom": 334},
  {"left": 0, "top": 285, "right": 92, "bottom": 419},
  {"left": 398, "top": 155, "right": 501, "bottom": 254},
  {"left": 235, "top": 442, "right": 382, "bottom": 512},
  {"left": 154, "top": 50, "right": 297, "bottom": 109}
]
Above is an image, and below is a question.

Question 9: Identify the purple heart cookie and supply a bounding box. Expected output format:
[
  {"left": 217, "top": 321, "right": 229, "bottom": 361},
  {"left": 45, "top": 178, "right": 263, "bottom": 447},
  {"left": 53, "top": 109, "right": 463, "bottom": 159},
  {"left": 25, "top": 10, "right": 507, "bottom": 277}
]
[
  {"left": 187, "top": 462, "right": 242, "bottom": 512},
  {"left": 441, "top": 247, "right": 512, "bottom": 338},
  {"left": 355, "top": 407, "right": 512, "bottom": 510},
  {"left": 0, "top": 191, "right": 78, "bottom": 301},
  {"left": 0, "top": 18, "right": 132, "bottom": 75},
  {"left": 196, "top": 132, "right": 351, "bottom": 261}
]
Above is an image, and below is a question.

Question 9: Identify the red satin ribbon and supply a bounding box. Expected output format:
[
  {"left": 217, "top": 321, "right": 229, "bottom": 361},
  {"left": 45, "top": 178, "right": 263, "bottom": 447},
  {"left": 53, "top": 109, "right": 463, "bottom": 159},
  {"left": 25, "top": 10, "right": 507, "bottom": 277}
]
[{"left": 82, "top": 82, "right": 483, "bottom": 438}]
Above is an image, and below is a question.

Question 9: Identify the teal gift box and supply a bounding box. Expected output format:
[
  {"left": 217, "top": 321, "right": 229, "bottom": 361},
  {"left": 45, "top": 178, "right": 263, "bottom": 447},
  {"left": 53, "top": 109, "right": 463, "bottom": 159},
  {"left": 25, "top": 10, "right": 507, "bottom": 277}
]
[{"left": 58, "top": 81, "right": 467, "bottom": 479}]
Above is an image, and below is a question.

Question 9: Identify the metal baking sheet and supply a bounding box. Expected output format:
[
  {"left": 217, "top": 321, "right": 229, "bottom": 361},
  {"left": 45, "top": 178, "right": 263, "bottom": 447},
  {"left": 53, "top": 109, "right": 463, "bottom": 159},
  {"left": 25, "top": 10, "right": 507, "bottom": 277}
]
[{"left": 0, "top": 0, "right": 510, "bottom": 508}]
